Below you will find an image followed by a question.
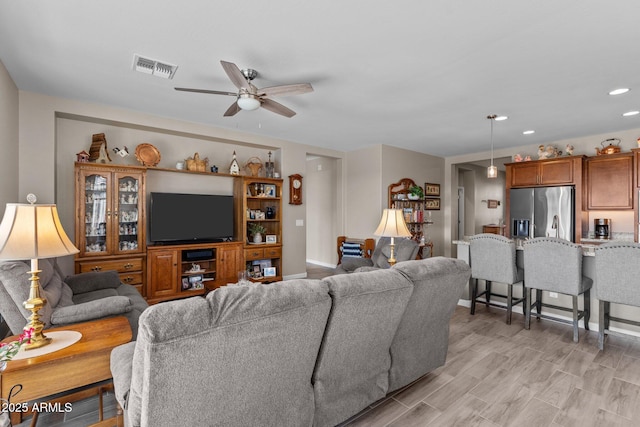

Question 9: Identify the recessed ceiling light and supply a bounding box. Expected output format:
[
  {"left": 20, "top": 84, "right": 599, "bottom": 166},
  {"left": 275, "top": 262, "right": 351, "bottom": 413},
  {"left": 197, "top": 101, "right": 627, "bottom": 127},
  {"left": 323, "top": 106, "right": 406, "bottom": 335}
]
[
  {"left": 622, "top": 110, "right": 639, "bottom": 117},
  {"left": 523, "top": 130, "right": 535, "bottom": 135},
  {"left": 609, "top": 88, "right": 630, "bottom": 96},
  {"left": 495, "top": 115, "right": 508, "bottom": 121}
]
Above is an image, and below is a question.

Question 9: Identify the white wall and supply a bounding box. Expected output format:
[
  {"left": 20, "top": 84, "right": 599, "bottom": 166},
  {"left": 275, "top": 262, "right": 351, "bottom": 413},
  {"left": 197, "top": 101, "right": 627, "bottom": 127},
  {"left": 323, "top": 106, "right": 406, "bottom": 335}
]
[
  {"left": 17, "top": 91, "right": 344, "bottom": 277},
  {"left": 0, "top": 60, "right": 18, "bottom": 216}
]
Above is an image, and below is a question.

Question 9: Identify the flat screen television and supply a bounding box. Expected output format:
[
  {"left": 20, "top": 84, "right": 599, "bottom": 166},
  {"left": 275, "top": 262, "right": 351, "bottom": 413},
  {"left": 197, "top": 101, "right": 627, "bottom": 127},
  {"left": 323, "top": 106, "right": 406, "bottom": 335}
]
[{"left": 149, "top": 192, "right": 234, "bottom": 244}]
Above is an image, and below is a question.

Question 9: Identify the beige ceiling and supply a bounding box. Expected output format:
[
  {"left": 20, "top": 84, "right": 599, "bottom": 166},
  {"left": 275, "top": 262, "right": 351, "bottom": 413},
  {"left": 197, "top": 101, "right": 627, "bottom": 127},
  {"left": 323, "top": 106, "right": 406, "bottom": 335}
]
[{"left": 2, "top": 1, "right": 640, "bottom": 157}]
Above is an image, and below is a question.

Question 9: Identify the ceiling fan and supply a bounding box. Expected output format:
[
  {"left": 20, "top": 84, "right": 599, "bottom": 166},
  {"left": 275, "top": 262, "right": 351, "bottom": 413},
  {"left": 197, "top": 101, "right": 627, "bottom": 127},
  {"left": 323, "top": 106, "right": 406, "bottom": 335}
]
[{"left": 175, "top": 60, "right": 313, "bottom": 118}]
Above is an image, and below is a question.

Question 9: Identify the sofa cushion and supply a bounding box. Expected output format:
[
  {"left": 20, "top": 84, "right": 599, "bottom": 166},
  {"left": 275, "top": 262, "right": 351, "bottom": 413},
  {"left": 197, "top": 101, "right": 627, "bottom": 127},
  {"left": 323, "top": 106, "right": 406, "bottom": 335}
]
[
  {"left": 51, "top": 295, "right": 132, "bottom": 325},
  {"left": 312, "top": 269, "right": 413, "bottom": 427},
  {"left": 65, "top": 270, "right": 121, "bottom": 294},
  {"left": 127, "top": 279, "right": 331, "bottom": 427}
]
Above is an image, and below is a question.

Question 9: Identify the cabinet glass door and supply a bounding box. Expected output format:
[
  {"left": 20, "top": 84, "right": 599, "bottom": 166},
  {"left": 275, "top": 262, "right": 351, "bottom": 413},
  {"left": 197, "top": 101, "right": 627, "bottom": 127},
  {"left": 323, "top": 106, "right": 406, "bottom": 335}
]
[
  {"left": 115, "top": 173, "right": 141, "bottom": 254},
  {"left": 83, "top": 173, "right": 110, "bottom": 255}
]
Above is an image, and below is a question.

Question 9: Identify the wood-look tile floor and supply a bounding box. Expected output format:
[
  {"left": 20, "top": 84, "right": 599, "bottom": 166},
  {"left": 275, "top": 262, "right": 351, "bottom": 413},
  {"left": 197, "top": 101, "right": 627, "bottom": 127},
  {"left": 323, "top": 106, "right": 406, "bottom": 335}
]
[
  {"left": 18, "top": 264, "right": 640, "bottom": 426},
  {"left": 342, "top": 306, "right": 640, "bottom": 427}
]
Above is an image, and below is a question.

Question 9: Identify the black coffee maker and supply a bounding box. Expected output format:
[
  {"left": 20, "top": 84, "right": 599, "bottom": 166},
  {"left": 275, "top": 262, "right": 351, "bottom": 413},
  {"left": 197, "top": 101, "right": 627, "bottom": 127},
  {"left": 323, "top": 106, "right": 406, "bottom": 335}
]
[{"left": 594, "top": 218, "right": 611, "bottom": 239}]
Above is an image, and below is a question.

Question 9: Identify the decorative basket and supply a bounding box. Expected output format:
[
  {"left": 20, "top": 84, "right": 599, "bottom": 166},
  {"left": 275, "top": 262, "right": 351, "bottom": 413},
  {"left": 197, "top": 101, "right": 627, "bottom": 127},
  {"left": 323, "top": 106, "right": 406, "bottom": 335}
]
[
  {"left": 186, "top": 152, "right": 208, "bottom": 172},
  {"left": 244, "top": 157, "right": 263, "bottom": 177}
]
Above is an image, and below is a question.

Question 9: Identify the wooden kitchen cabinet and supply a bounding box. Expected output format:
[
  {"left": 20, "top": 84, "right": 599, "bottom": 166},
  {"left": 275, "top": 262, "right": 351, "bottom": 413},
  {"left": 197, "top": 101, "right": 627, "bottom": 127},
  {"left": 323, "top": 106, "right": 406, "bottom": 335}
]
[
  {"left": 505, "top": 155, "right": 587, "bottom": 241},
  {"left": 585, "top": 152, "right": 633, "bottom": 210},
  {"left": 507, "top": 157, "right": 579, "bottom": 187}
]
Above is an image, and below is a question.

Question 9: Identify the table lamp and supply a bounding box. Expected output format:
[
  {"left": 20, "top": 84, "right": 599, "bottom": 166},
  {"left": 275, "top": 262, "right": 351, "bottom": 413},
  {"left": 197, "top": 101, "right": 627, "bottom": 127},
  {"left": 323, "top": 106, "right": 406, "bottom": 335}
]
[
  {"left": 374, "top": 208, "right": 412, "bottom": 266},
  {"left": 0, "top": 194, "right": 79, "bottom": 349}
]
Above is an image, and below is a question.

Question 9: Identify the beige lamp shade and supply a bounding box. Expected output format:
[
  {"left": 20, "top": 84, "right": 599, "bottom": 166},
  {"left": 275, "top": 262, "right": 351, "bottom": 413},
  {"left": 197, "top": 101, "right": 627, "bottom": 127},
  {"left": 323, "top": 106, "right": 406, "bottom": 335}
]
[
  {"left": 374, "top": 209, "right": 412, "bottom": 238},
  {"left": 0, "top": 203, "right": 79, "bottom": 260}
]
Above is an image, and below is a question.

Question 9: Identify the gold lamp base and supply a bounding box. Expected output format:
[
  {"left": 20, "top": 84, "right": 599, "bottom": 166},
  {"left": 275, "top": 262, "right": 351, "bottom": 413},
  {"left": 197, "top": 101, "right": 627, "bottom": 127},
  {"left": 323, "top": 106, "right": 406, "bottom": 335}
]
[
  {"left": 388, "top": 237, "right": 397, "bottom": 266},
  {"left": 23, "top": 269, "right": 52, "bottom": 350}
]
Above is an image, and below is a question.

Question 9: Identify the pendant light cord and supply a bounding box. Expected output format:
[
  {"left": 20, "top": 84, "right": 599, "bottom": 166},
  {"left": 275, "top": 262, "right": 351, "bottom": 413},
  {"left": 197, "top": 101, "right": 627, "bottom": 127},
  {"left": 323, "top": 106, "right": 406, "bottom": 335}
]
[{"left": 488, "top": 114, "right": 497, "bottom": 166}]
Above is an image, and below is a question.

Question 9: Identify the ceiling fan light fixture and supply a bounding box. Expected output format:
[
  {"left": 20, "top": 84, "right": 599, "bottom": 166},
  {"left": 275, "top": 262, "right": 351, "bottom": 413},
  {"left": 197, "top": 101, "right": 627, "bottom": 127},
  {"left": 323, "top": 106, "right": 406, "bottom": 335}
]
[{"left": 237, "top": 93, "right": 261, "bottom": 111}]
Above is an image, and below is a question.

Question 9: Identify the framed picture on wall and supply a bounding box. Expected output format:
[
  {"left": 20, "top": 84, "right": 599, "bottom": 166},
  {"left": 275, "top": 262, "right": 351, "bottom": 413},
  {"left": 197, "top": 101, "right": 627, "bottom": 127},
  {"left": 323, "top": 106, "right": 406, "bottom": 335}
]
[
  {"left": 425, "top": 198, "right": 441, "bottom": 210},
  {"left": 424, "top": 183, "right": 440, "bottom": 197}
]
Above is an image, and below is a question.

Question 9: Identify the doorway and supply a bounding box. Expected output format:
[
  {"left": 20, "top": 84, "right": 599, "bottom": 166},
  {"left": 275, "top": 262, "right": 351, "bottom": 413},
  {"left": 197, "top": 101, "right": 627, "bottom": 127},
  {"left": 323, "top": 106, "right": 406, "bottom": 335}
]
[{"left": 305, "top": 154, "right": 340, "bottom": 267}]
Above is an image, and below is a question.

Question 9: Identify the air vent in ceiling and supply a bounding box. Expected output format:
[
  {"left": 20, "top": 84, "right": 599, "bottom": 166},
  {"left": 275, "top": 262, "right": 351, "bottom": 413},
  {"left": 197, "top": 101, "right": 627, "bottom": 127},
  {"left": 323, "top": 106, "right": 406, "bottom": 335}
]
[{"left": 133, "top": 54, "right": 178, "bottom": 79}]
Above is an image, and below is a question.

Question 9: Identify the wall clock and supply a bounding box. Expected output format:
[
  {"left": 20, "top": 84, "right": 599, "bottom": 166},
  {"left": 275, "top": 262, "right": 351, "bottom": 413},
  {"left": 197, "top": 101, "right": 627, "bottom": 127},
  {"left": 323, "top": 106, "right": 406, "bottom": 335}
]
[{"left": 289, "top": 174, "right": 303, "bottom": 205}]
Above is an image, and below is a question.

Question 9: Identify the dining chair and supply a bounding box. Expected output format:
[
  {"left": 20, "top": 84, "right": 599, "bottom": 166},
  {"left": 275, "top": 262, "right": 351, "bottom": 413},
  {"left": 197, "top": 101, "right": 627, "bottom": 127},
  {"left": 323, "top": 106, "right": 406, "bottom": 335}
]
[
  {"left": 523, "top": 237, "right": 592, "bottom": 342},
  {"left": 468, "top": 234, "right": 525, "bottom": 324}
]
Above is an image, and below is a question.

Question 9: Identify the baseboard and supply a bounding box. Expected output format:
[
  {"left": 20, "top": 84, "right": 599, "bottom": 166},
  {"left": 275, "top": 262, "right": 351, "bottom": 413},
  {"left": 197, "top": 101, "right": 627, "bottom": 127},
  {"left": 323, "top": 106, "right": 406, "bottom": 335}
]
[
  {"left": 284, "top": 272, "right": 307, "bottom": 280},
  {"left": 306, "top": 259, "right": 337, "bottom": 269},
  {"left": 457, "top": 298, "right": 640, "bottom": 339}
]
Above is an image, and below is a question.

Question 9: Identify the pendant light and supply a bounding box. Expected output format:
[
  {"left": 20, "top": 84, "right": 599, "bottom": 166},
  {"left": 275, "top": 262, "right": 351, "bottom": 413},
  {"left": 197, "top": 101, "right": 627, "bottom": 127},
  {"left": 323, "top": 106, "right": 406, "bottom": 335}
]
[{"left": 487, "top": 114, "right": 498, "bottom": 179}]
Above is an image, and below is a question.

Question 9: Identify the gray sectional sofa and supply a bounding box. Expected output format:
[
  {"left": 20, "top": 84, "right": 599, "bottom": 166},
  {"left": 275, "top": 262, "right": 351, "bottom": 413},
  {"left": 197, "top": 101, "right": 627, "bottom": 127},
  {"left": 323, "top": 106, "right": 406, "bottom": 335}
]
[{"left": 110, "top": 257, "right": 470, "bottom": 427}]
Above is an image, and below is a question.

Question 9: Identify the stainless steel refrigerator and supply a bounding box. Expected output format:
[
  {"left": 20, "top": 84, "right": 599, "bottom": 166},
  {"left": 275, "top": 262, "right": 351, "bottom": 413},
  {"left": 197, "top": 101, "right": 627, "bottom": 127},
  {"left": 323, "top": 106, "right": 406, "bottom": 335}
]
[{"left": 510, "top": 186, "right": 575, "bottom": 242}]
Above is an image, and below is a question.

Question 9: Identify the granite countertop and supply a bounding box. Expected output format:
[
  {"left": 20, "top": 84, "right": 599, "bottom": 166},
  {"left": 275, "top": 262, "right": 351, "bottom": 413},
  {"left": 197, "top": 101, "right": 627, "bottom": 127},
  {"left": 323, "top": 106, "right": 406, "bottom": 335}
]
[{"left": 453, "top": 236, "right": 636, "bottom": 257}]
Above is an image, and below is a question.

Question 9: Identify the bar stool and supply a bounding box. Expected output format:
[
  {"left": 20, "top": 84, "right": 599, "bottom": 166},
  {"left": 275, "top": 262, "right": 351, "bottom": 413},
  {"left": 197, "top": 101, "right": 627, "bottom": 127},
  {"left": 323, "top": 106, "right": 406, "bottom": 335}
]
[
  {"left": 594, "top": 242, "right": 640, "bottom": 350},
  {"left": 469, "top": 234, "right": 525, "bottom": 324},
  {"left": 523, "top": 237, "right": 592, "bottom": 342}
]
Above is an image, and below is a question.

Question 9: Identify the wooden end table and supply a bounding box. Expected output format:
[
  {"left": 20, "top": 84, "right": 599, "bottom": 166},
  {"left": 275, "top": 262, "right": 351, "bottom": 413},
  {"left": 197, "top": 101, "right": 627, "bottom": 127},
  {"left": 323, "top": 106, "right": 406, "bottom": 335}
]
[{"left": 1, "top": 316, "right": 132, "bottom": 426}]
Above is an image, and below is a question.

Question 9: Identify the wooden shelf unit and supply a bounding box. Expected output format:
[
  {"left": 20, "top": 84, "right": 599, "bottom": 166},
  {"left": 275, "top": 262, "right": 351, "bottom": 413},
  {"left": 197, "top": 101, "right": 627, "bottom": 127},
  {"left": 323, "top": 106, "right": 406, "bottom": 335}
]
[
  {"left": 74, "top": 163, "right": 147, "bottom": 296},
  {"left": 234, "top": 177, "right": 283, "bottom": 282},
  {"left": 146, "top": 242, "right": 242, "bottom": 304},
  {"left": 388, "top": 178, "right": 427, "bottom": 242}
]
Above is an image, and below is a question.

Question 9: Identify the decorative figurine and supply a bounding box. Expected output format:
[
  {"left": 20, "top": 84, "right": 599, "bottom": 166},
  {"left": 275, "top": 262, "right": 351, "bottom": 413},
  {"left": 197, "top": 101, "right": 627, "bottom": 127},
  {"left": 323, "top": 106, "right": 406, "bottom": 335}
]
[
  {"left": 513, "top": 153, "right": 523, "bottom": 162},
  {"left": 76, "top": 150, "right": 90, "bottom": 163},
  {"left": 229, "top": 151, "right": 240, "bottom": 175},
  {"left": 265, "top": 151, "right": 275, "bottom": 178},
  {"left": 565, "top": 144, "right": 574, "bottom": 155},
  {"left": 113, "top": 146, "right": 129, "bottom": 158}
]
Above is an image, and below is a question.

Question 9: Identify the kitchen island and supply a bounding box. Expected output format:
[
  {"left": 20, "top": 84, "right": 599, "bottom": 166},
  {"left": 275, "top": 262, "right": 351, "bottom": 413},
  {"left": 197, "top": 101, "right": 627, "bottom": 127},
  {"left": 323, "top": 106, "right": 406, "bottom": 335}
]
[{"left": 453, "top": 237, "right": 640, "bottom": 339}]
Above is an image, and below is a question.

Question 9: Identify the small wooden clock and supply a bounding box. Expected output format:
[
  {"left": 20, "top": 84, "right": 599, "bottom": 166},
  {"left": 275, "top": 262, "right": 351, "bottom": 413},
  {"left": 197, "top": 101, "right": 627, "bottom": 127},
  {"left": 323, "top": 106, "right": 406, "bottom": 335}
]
[{"left": 289, "top": 174, "right": 303, "bottom": 205}]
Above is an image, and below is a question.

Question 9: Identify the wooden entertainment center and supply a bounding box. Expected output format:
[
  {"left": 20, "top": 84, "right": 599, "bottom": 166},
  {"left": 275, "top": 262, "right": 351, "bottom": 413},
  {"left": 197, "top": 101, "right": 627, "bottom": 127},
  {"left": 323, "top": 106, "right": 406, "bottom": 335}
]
[{"left": 74, "top": 163, "right": 283, "bottom": 304}]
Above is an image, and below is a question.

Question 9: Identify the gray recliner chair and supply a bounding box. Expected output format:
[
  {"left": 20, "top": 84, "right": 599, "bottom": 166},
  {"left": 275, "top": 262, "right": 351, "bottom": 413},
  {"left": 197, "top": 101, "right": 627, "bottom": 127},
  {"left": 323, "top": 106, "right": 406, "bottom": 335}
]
[
  {"left": 0, "top": 258, "right": 148, "bottom": 339},
  {"left": 334, "top": 237, "right": 420, "bottom": 273}
]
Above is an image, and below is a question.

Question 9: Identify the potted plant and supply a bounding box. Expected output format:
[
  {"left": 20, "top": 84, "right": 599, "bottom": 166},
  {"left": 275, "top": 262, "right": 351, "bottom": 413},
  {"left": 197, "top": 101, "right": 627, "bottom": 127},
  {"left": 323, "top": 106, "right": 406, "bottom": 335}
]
[
  {"left": 248, "top": 222, "right": 267, "bottom": 243},
  {"left": 408, "top": 185, "right": 424, "bottom": 200}
]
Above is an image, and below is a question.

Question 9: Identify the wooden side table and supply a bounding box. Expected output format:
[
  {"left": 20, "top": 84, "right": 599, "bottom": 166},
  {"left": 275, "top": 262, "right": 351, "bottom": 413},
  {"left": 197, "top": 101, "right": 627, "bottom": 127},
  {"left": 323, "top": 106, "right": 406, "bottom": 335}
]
[{"left": 1, "top": 317, "right": 132, "bottom": 426}]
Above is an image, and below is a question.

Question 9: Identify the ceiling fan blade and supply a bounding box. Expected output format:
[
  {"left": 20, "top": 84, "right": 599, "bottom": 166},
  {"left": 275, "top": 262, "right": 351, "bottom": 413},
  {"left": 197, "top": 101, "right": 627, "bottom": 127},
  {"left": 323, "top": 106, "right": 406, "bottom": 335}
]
[
  {"left": 223, "top": 101, "right": 241, "bottom": 117},
  {"left": 220, "top": 60, "right": 251, "bottom": 90},
  {"left": 174, "top": 87, "right": 237, "bottom": 96},
  {"left": 259, "top": 83, "right": 314, "bottom": 98},
  {"left": 260, "top": 98, "right": 296, "bottom": 118}
]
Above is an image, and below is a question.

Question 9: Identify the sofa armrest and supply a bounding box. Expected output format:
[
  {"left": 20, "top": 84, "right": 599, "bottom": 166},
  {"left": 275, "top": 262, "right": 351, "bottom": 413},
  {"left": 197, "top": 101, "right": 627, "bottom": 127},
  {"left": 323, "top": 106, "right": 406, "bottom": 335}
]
[
  {"left": 50, "top": 296, "right": 132, "bottom": 325},
  {"left": 64, "top": 270, "right": 121, "bottom": 295},
  {"left": 110, "top": 341, "right": 136, "bottom": 409}
]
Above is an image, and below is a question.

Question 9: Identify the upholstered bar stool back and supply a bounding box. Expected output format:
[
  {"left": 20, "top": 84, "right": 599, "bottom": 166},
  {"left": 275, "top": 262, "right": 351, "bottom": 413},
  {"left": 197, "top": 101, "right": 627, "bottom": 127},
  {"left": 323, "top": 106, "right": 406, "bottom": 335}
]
[
  {"left": 469, "top": 234, "right": 524, "bottom": 324},
  {"left": 594, "top": 242, "right": 640, "bottom": 350},
  {"left": 523, "top": 237, "right": 592, "bottom": 342}
]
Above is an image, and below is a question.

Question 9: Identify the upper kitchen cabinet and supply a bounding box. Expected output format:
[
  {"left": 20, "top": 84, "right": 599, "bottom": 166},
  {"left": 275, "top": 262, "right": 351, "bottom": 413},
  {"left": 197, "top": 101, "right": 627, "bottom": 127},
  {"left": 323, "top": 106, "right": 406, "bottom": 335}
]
[
  {"left": 507, "top": 156, "right": 583, "bottom": 187},
  {"left": 585, "top": 152, "right": 634, "bottom": 210}
]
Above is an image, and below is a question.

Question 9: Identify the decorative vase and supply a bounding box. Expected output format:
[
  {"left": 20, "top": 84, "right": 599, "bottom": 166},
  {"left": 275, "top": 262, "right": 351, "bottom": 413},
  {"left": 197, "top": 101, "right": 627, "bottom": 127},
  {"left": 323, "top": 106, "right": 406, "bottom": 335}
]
[
  {"left": 253, "top": 233, "right": 263, "bottom": 244},
  {"left": 408, "top": 194, "right": 420, "bottom": 200}
]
